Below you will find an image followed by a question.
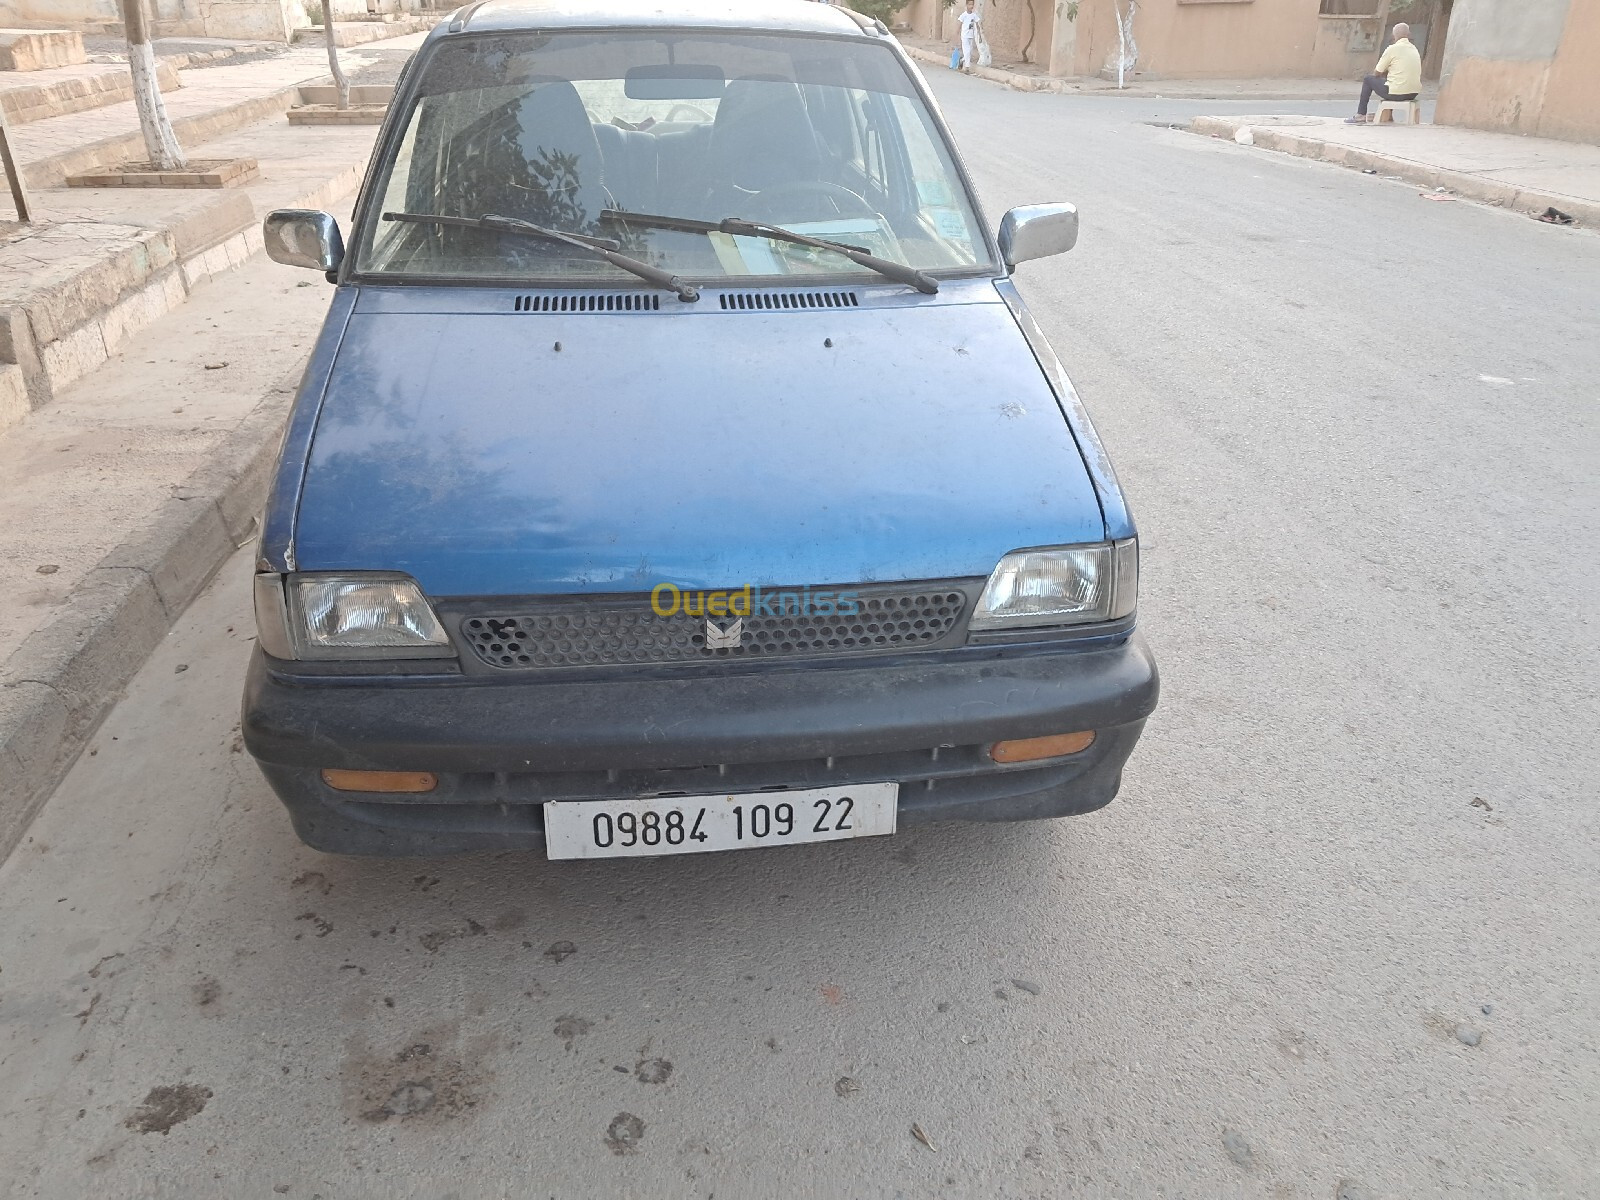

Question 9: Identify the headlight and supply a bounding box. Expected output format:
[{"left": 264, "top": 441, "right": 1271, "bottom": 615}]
[
  {"left": 968, "top": 540, "right": 1137, "bottom": 630},
  {"left": 255, "top": 573, "right": 453, "bottom": 659}
]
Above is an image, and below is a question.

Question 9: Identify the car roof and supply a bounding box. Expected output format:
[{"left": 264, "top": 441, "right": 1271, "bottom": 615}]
[{"left": 451, "top": 0, "right": 879, "bottom": 37}]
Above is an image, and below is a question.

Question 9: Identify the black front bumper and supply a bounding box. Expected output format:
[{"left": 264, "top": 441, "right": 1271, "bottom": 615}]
[{"left": 242, "top": 637, "right": 1158, "bottom": 855}]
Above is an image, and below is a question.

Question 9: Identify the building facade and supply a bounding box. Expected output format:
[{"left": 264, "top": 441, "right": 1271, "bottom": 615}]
[{"left": 898, "top": 0, "right": 1454, "bottom": 81}]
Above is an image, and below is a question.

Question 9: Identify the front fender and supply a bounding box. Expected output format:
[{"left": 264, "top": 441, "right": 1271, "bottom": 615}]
[{"left": 256, "top": 286, "right": 360, "bottom": 573}]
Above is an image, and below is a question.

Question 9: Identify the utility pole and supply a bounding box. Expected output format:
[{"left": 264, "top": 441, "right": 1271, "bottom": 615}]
[
  {"left": 0, "top": 104, "right": 32, "bottom": 221},
  {"left": 119, "top": 0, "right": 183, "bottom": 170}
]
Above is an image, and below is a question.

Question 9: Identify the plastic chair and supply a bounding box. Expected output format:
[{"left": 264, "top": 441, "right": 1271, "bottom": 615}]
[{"left": 1376, "top": 99, "right": 1421, "bottom": 125}]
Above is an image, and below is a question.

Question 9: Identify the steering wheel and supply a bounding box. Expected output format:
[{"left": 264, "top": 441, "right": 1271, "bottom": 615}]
[
  {"left": 743, "top": 180, "right": 878, "bottom": 222},
  {"left": 664, "top": 102, "right": 713, "bottom": 124}
]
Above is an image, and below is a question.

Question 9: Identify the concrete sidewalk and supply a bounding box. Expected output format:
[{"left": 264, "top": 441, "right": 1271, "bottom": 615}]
[
  {"left": 0, "top": 33, "right": 427, "bottom": 859},
  {"left": 1189, "top": 114, "right": 1600, "bottom": 228},
  {"left": 895, "top": 33, "right": 1380, "bottom": 101}
]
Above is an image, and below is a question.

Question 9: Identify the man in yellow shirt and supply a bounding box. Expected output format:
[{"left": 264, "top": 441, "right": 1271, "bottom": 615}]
[{"left": 1347, "top": 23, "right": 1422, "bottom": 123}]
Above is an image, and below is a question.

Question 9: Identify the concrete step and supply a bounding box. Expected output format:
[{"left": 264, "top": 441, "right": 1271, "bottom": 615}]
[
  {"left": 0, "top": 59, "right": 179, "bottom": 126},
  {"left": 0, "top": 29, "right": 86, "bottom": 72}
]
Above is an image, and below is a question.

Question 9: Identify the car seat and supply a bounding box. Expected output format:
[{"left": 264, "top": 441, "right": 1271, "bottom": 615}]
[
  {"left": 697, "top": 77, "right": 824, "bottom": 219},
  {"left": 461, "top": 79, "right": 612, "bottom": 232}
]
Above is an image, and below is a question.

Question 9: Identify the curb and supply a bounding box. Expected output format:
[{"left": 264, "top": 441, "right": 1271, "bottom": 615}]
[
  {"left": 0, "top": 360, "right": 302, "bottom": 859},
  {"left": 903, "top": 43, "right": 1066, "bottom": 92},
  {"left": 1187, "top": 116, "right": 1599, "bottom": 228}
]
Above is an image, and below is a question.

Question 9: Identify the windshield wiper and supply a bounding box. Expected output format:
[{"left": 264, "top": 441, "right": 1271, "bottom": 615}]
[
  {"left": 600, "top": 209, "right": 939, "bottom": 296},
  {"left": 382, "top": 211, "right": 700, "bottom": 302}
]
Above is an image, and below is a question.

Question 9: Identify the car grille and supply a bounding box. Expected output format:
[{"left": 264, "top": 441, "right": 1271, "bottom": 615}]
[{"left": 451, "top": 581, "right": 977, "bottom": 671}]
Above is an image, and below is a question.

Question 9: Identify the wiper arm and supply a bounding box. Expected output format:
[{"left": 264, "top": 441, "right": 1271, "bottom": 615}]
[
  {"left": 382, "top": 211, "right": 700, "bottom": 302},
  {"left": 601, "top": 209, "right": 939, "bottom": 296}
]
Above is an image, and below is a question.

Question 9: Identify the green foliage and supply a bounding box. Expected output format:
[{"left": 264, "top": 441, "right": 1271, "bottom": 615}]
[{"left": 848, "top": 0, "right": 908, "bottom": 26}]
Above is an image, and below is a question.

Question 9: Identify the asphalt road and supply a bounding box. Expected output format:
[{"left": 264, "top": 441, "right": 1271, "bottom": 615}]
[{"left": 2, "top": 75, "right": 1597, "bottom": 1199}]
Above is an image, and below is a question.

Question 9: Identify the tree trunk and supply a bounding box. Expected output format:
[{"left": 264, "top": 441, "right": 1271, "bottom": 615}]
[
  {"left": 323, "top": 0, "right": 350, "bottom": 110},
  {"left": 1372, "top": 0, "right": 1393, "bottom": 56},
  {"left": 120, "top": 0, "right": 183, "bottom": 169},
  {"left": 1113, "top": 0, "right": 1138, "bottom": 89}
]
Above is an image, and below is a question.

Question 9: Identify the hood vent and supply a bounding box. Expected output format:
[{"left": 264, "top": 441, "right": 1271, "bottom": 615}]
[
  {"left": 509, "top": 290, "right": 861, "bottom": 313},
  {"left": 513, "top": 293, "right": 661, "bottom": 313},
  {"left": 719, "top": 290, "right": 859, "bottom": 311}
]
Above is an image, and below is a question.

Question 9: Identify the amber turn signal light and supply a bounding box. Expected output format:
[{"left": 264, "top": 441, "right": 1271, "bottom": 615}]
[
  {"left": 989, "top": 731, "right": 1096, "bottom": 763},
  {"left": 320, "top": 769, "right": 438, "bottom": 793}
]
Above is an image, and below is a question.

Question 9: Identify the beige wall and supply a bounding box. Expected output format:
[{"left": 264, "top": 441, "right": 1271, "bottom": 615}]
[
  {"left": 1069, "top": 0, "right": 1393, "bottom": 79},
  {"left": 897, "top": 0, "right": 1060, "bottom": 68},
  {"left": 1538, "top": 0, "right": 1600, "bottom": 142},
  {"left": 1435, "top": 0, "right": 1600, "bottom": 144},
  {"left": 983, "top": 0, "right": 1054, "bottom": 65},
  {"left": 899, "top": 0, "right": 1428, "bottom": 80}
]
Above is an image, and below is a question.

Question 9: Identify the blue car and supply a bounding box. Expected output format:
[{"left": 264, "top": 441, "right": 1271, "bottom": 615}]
[{"left": 243, "top": 0, "right": 1158, "bottom": 857}]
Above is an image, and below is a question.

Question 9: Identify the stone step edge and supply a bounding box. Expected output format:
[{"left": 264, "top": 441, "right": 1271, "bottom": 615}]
[
  {"left": 0, "top": 59, "right": 180, "bottom": 127},
  {"left": 1187, "top": 116, "right": 1600, "bottom": 228}
]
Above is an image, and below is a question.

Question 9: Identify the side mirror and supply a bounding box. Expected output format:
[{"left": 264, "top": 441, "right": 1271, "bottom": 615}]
[
  {"left": 997, "top": 204, "right": 1078, "bottom": 271},
  {"left": 264, "top": 209, "right": 345, "bottom": 273}
]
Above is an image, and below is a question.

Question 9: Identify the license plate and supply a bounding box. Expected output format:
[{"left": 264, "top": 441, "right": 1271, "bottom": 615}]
[{"left": 543, "top": 783, "right": 898, "bottom": 860}]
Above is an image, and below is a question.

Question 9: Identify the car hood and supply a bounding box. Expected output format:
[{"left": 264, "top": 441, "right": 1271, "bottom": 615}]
[{"left": 293, "top": 286, "right": 1105, "bottom": 596}]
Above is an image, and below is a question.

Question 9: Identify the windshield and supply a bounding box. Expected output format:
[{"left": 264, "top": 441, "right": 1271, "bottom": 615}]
[{"left": 353, "top": 31, "right": 993, "bottom": 283}]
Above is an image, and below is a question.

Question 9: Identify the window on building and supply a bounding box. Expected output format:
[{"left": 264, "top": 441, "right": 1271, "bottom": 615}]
[{"left": 1318, "top": 0, "right": 1380, "bottom": 14}]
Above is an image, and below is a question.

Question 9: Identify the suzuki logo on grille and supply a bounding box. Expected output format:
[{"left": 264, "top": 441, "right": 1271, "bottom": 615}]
[{"left": 704, "top": 617, "right": 743, "bottom": 649}]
